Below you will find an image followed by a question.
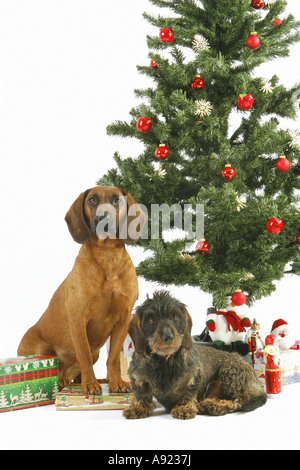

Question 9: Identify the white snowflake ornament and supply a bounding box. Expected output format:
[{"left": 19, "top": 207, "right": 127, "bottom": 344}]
[
  {"left": 192, "top": 34, "right": 210, "bottom": 52},
  {"left": 260, "top": 79, "right": 275, "bottom": 94},
  {"left": 194, "top": 100, "right": 213, "bottom": 117},
  {"left": 235, "top": 193, "right": 247, "bottom": 212},
  {"left": 289, "top": 130, "right": 300, "bottom": 150}
]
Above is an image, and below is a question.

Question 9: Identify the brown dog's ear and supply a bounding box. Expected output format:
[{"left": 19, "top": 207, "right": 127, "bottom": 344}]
[
  {"left": 65, "top": 190, "right": 91, "bottom": 244},
  {"left": 182, "top": 310, "right": 193, "bottom": 350},
  {"left": 128, "top": 314, "right": 147, "bottom": 355},
  {"left": 122, "top": 191, "right": 146, "bottom": 245}
]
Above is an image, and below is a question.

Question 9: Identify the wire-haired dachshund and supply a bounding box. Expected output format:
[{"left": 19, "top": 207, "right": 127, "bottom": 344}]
[
  {"left": 18, "top": 186, "right": 145, "bottom": 395},
  {"left": 124, "top": 291, "right": 267, "bottom": 420}
]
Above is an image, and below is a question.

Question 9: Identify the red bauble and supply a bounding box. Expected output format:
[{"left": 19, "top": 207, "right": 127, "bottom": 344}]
[
  {"left": 191, "top": 75, "right": 204, "bottom": 90},
  {"left": 296, "top": 234, "right": 300, "bottom": 246},
  {"left": 246, "top": 32, "right": 261, "bottom": 50},
  {"left": 266, "top": 218, "right": 283, "bottom": 235},
  {"left": 273, "top": 18, "right": 283, "bottom": 27},
  {"left": 150, "top": 59, "right": 158, "bottom": 69},
  {"left": 155, "top": 144, "right": 169, "bottom": 161},
  {"left": 196, "top": 239, "right": 209, "bottom": 254},
  {"left": 251, "top": 0, "right": 264, "bottom": 9},
  {"left": 159, "top": 28, "right": 174, "bottom": 43},
  {"left": 222, "top": 164, "right": 236, "bottom": 181},
  {"left": 231, "top": 290, "right": 247, "bottom": 306},
  {"left": 237, "top": 94, "right": 254, "bottom": 110},
  {"left": 136, "top": 117, "right": 152, "bottom": 133},
  {"left": 276, "top": 156, "right": 290, "bottom": 172}
]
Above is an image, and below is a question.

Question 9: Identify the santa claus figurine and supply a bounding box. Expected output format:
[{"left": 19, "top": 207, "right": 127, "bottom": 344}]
[
  {"left": 270, "top": 319, "right": 296, "bottom": 349},
  {"left": 264, "top": 334, "right": 282, "bottom": 398}
]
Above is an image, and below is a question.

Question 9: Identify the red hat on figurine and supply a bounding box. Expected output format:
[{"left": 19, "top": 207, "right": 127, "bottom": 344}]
[{"left": 271, "top": 319, "right": 288, "bottom": 335}]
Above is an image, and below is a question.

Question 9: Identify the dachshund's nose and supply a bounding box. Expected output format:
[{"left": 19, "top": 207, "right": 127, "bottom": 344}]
[{"left": 161, "top": 328, "right": 174, "bottom": 344}]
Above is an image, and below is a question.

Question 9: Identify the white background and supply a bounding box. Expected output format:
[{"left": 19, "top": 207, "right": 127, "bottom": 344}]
[{"left": 0, "top": 0, "right": 299, "bottom": 451}]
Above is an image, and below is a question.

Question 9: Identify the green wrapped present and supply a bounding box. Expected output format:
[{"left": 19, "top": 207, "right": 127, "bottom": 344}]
[{"left": 0, "top": 355, "right": 59, "bottom": 412}]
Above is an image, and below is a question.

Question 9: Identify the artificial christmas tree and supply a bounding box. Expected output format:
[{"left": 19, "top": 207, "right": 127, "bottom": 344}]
[{"left": 98, "top": 0, "right": 300, "bottom": 309}]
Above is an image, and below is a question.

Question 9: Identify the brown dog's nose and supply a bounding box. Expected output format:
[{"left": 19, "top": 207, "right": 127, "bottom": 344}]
[{"left": 161, "top": 327, "right": 174, "bottom": 345}]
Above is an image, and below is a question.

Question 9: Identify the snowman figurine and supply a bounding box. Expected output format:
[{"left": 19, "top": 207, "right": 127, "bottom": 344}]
[
  {"left": 206, "top": 296, "right": 251, "bottom": 351},
  {"left": 270, "top": 319, "right": 296, "bottom": 349}
]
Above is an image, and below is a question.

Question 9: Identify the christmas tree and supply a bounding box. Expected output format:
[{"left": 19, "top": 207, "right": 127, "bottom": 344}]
[{"left": 98, "top": 0, "right": 300, "bottom": 308}]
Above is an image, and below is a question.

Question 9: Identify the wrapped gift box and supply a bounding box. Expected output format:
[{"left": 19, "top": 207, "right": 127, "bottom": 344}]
[
  {"left": 0, "top": 355, "right": 59, "bottom": 413},
  {"left": 55, "top": 384, "right": 131, "bottom": 411},
  {"left": 254, "top": 348, "right": 300, "bottom": 386}
]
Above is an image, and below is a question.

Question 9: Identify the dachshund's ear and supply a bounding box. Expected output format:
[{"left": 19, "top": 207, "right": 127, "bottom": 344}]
[
  {"left": 121, "top": 191, "right": 146, "bottom": 245},
  {"left": 128, "top": 313, "right": 147, "bottom": 355},
  {"left": 65, "top": 190, "right": 91, "bottom": 244},
  {"left": 182, "top": 309, "right": 193, "bottom": 350}
]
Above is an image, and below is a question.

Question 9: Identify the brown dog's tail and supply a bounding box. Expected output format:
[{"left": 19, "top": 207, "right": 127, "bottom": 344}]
[{"left": 242, "top": 394, "right": 267, "bottom": 412}]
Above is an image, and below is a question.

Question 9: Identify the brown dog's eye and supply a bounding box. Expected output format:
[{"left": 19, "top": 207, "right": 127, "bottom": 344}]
[
  {"left": 114, "top": 197, "right": 121, "bottom": 206},
  {"left": 88, "top": 196, "right": 97, "bottom": 206},
  {"left": 173, "top": 313, "right": 179, "bottom": 321},
  {"left": 147, "top": 315, "right": 154, "bottom": 324}
]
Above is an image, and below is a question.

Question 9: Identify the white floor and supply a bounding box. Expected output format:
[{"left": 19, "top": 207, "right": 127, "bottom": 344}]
[{"left": 1, "top": 382, "right": 299, "bottom": 451}]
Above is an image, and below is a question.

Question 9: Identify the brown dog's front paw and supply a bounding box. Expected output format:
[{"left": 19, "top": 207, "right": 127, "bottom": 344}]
[
  {"left": 109, "top": 378, "right": 131, "bottom": 393},
  {"left": 81, "top": 379, "right": 102, "bottom": 396},
  {"left": 171, "top": 404, "right": 197, "bottom": 420}
]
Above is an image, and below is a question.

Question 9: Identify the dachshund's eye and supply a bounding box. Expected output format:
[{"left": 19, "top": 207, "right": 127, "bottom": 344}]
[
  {"left": 173, "top": 313, "right": 179, "bottom": 321},
  {"left": 147, "top": 315, "right": 155, "bottom": 324}
]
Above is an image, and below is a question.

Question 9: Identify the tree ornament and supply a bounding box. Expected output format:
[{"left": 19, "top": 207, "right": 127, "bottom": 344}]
[
  {"left": 273, "top": 18, "right": 283, "bottom": 27},
  {"left": 159, "top": 28, "right": 174, "bottom": 43},
  {"left": 136, "top": 117, "right": 152, "bottom": 133},
  {"left": 150, "top": 59, "right": 158, "bottom": 69},
  {"left": 179, "top": 252, "right": 193, "bottom": 262},
  {"left": 260, "top": 79, "right": 275, "bottom": 94},
  {"left": 222, "top": 164, "right": 236, "bottom": 181},
  {"left": 296, "top": 234, "right": 300, "bottom": 246},
  {"left": 194, "top": 100, "right": 213, "bottom": 117},
  {"left": 276, "top": 155, "right": 290, "bottom": 172},
  {"left": 289, "top": 130, "right": 300, "bottom": 150},
  {"left": 231, "top": 290, "right": 247, "bottom": 306},
  {"left": 196, "top": 239, "right": 209, "bottom": 254},
  {"left": 192, "top": 34, "right": 210, "bottom": 52},
  {"left": 266, "top": 218, "right": 283, "bottom": 234},
  {"left": 155, "top": 144, "right": 169, "bottom": 161},
  {"left": 251, "top": 0, "right": 264, "bottom": 9},
  {"left": 237, "top": 94, "right": 254, "bottom": 110},
  {"left": 236, "top": 193, "right": 247, "bottom": 212},
  {"left": 191, "top": 75, "right": 204, "bottom": 90},
  {"left": 246, "top": 32, "right": 261, "bottom": 50}
]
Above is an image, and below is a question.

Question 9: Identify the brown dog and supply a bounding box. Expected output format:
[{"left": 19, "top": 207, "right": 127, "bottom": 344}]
[{"left": 18, "top": 186, "right": 145, "bottom": 395}]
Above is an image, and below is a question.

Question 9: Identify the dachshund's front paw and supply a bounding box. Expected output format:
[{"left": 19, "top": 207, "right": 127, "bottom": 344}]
[
  {"left": 171, "top": 403, "right": 197, "bottom": 420},
  {"left": 123, "top": 399, "right": 155, "bottom": 419}
]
